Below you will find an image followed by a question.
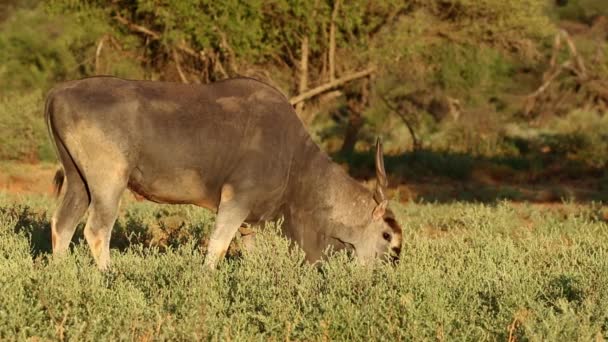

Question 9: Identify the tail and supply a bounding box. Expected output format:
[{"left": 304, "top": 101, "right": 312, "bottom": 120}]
[
  {"left": 53, "top": 168, "right": 65, "bottom": 198},
  {"left": 45, "top": 88, "right": 63, "bottom": 198}
]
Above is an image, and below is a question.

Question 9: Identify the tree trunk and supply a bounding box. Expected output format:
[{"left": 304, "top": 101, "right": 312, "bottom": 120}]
[
  {"left": 295, "top": 36, "right": 309, "bottom": 116},
  {"left": 340, "top": 77, "right": 369, "bottom": 154},
  {"left": 329, "top": 0, "right": 340, "bottom": 82},
  {"left": 340, "top": 111, "right": 363, "bottom": 154}
]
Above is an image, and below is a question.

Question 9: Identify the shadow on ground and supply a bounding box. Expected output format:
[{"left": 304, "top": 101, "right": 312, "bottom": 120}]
[
  {"left": 1, "top": 206, "right": 160, "bottom": 258},
  {"left": 3, "top": 205, "right": 222, "bottom": 260},
  {"left": 333, "top": 146, "right": 608, "bottom": 204}
]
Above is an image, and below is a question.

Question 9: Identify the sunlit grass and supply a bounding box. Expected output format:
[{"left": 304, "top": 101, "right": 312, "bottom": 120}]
[{"left": 1, "top": 194, "right": 607, "bottom": 340}]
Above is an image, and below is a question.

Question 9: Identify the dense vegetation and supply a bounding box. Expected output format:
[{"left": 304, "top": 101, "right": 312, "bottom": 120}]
[
  {"left": 1, "top": 0, "right": 607, "bottom": 170},
  {"left": 1, "top": 194, "right": 607, "bottom": 340},
  {"left": 1, "top": 2, "right": 608, "bottom": 340}
]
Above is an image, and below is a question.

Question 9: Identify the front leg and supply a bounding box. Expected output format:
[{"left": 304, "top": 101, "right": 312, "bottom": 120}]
[{"left": 204, "top": 185, "right": 250, "bottom": 269}]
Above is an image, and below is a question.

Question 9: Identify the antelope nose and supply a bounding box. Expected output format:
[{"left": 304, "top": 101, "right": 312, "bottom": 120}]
[{"left": 391, "top": 246, "right": 401, "bottom": 265}]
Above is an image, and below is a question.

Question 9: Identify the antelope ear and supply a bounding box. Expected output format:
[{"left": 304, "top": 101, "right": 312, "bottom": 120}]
[{"left": 372, "top": 200, "right": 388, "bottom": 221}]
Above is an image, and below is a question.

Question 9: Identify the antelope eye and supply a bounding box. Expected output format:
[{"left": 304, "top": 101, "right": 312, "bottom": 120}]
[{"left": 382, "top": 232, "right": 391, "bottom": 242}]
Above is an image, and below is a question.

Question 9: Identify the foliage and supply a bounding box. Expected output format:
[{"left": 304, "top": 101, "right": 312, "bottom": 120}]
[
  {"left": 555, "top": 0, "right": 608, "bottom": 21},
  {"left": 1, "top": 0, "right": 605, "bottom": 175},
  {"left": 535, "top": 109, "right": 608, "bottom": 168},
  {"left": 0, "top": 4, "right": 110, "bottom": 93},
  {"left": 0, "top": 92, "right": 53, "bottom": 162},
  {"left": 1, "top": 194, "right": 608, "bottom": 339},
  {"left": 0, "top": 0, "right": 39, "bottom": 22},
  {"left": 27, "top": 0, "right": 554, "bottom": 92},
  {"left": 0, "top": 1, "right": 544, "bottom": 161}
]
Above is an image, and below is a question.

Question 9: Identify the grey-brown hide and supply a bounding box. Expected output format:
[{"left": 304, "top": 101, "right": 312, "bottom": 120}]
[{"left": 45, "top": 76, "right": 402, "bottom": 269}]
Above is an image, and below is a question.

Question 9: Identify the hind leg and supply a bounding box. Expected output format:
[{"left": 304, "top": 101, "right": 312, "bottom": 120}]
[
  {"left": 51, "top": 169, "right": 89, "bottom": 254},
  {"left": 73, "top": 148, "right": 128, "bottom": 270},
  {"left": 49, "top": 100, "right": 132, "bottom": 269},
  {"left": 80, "top": 156, "right": 128, "bottom": 270},
  {"left": 83, "top": 182, "right": 125, "bottom": 271},
  {"left": 51, "top": 136, "right": 90, "bottom": 255}
]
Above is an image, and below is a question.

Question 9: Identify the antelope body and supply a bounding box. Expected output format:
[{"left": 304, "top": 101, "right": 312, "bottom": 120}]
[{"left": 45, "top": 76, "right": 402, "bottom": 269}]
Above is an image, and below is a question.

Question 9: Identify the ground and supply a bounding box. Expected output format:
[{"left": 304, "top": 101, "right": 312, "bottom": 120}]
[
  {"left": 0, "top": 161, "right": 607, "bottom": 339},
  {"left": 2, "top": 160, "right": 605, "bottom": 204}
]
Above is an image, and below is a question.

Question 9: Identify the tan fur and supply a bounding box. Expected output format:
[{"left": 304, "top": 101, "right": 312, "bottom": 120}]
[
  {"left": 51, "top": 231, "right": 57, "bottom": 250},
  {"left": 216, "top": 96, "right": 243, "bottom": 112},
  {"left": 221, "top": 184, "right": 235, "bottom": 203},
  {"left": 45, "top": 76, "right": 402, "bottom": 270}
]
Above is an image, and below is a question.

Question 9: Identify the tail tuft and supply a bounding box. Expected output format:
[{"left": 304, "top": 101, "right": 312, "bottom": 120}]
[{"left": 53, "top": 168, "right": 65, "bottom": 198}]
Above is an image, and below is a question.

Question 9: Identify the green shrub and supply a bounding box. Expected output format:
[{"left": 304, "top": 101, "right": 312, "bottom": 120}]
[
  {"left": 0, "top": 4, "right": 110, "bottom": 93},
  {"left": 0, "top": 91, "right": 53, "bottom": 162},
  {"left": 1, "top": 195, "right": 607, "bottom": 340},
  {"left": 555, "top": 0, "right": 608, "bottom": 21}
]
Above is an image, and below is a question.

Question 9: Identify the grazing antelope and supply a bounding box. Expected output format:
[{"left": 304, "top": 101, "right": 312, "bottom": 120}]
[{"left": 45, "top": 76, "right": 402, "bottom": 270}]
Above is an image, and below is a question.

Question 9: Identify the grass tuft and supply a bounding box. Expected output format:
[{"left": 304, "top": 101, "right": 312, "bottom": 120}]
[{"left": 0, "top": 194, "right": 607, "bottom": 339}]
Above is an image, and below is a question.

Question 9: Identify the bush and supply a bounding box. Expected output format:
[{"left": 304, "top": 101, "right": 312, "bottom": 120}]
[
  {"left": 0, "top": 91, "right": 53, "bottom": 162},
  {"left": 1, "top": 196, "right": 607, "bottom": 339},
  {"left": 542, "top": 109, "right": 608, "bottom": 168},
  {"left": 0, "top": 3, "right": 111, "bottom": 93},
  {"left": 555, "top": 0, "right": 608, "bottom": 21}
]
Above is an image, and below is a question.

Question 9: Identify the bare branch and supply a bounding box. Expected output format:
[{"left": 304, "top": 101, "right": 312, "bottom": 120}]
[
  {"left": 172, "top": 49, "right": 188, "bottom": 83},
  {"left": 114, "top": 14, "right": 160, "bottom": 40},
  {"left": 209, "top": 50, "right": 229, "bottom": 79},
  {"left": 329, "top": 0, "right": 341, "bottom": 81},
  {"left": 531, "top": 61, "right": 572, "bottom": 98},
  {"left": 380, "top": 95, "right": 419, "bottom": 150},
  {"left": 114, "top": 14, "right": 204, "bottom": 63},
  {"left": 295, "top": 36, "right": 309, "bottom": 114},
  {"left": 523, "top": 61, "right": 571, "bottom": 116},
  {"left": 215, "top": 28, "right": 238, "bottom": 74},
  {"left": 560, "top": 30, "right": 587, "bottom": 79},
  {"left": 548, "top": 31, "right": 562, "bottom": 72},
  {"left": 94, "top": 35, "right": 107, "bottom": 74},
  {"left": 525, "top": 28, "right": 608, "bottom": 116},
  {"left": 289, "top": 67, "right": 375, "bottom": 105},
  {"left": 105, "top": 35, "right": 148, "bottom": 62},
  {"left": 587, "top": 79, "right": 608, "bottom": 103}
]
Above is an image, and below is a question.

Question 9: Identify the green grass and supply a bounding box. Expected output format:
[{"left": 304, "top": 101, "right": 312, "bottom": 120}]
[{"left": 1, "top": 193, "right": 608, "bottom": 340}]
